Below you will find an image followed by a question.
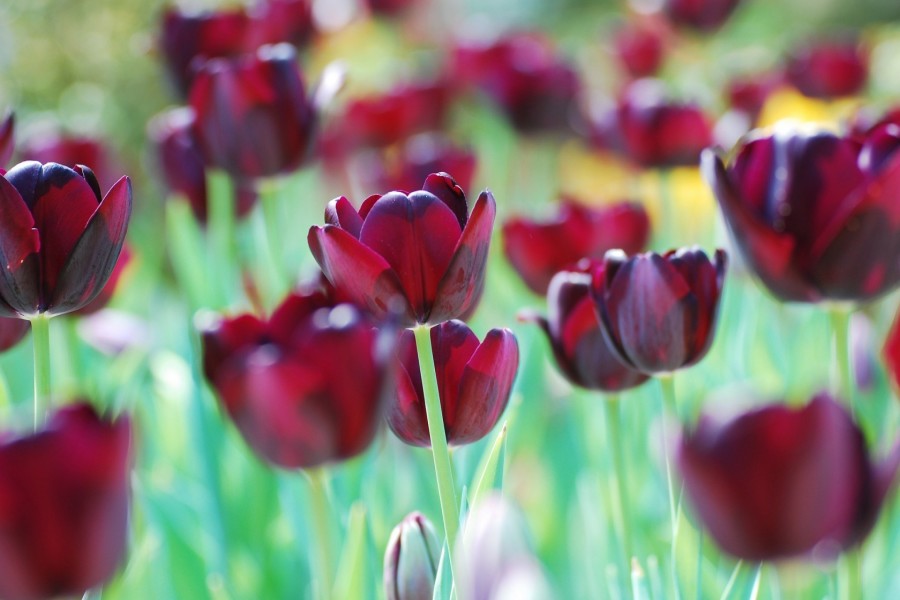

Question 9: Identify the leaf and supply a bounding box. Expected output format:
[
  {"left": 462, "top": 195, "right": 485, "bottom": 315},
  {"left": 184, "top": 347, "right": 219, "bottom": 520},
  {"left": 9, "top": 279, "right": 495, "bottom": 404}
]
[
  {"left": 469, "top": 422, "right": 508, "bottom": 508},
  {"left": 432, "top": 540, "right": 455, "bottom": 600},
  {"left": 333, "top": 502, "right": 370, "bottom": 600}
]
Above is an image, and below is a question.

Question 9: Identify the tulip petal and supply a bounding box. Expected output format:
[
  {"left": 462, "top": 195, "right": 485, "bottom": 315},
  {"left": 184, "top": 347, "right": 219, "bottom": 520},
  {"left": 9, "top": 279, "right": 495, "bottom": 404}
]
[
  {"left": 386, "top": 331, "right": 431, "bottom": 447},
  {"left": 430, "top": 320, "right": 480, "bottom": 429},
  {"left": 324, "top": 196, "right": 364, "bottom": 238},
  {"left": 423, "top": 172, "right": 468, "bottom": 230},
  {"left": 50, "top": 176, "right": 132, "bottom": 315},
  {"left": 0, "top": 175, "right": 40, "bottom": 315}
]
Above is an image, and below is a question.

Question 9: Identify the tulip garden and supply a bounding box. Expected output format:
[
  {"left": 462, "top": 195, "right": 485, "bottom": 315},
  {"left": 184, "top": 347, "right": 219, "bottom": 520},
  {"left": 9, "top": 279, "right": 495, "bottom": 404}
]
[{"left": 4, "top": 0, "right": 900, "bottom": 598}]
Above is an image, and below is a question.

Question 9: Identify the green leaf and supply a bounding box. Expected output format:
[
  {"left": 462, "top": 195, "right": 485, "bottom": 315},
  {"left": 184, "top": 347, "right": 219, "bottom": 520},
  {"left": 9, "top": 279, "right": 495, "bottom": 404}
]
[
  {"left": 432, "top": 540, "right": 455, "bottom": 600},
  {"left": 469, "top": 422, "right": 508, "bottom": 508},
  {"left": 333, "top": 502, "right": 370, "bottom": 600}
]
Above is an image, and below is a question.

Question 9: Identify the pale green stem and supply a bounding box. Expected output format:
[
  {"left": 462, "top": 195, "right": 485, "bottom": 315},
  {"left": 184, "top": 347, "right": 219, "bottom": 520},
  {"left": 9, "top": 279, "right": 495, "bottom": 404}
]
[
  {"left": 604, "top": 393, "right": 633, "bottom": 599},
  {"left": 413, "top": 325, "right": 460, "bottom": 578},
  {"left": 31, "top": 314, "right": 51, "bottom": 430},
  {"left": 207, "top": 172, "right": 236, "bottom": 307},
  {"left": 842, "top": 550, "right": 863, "bottom": 600},
  {"left": 659, "top": 375, "right": 680, "bottom": 599},
  {"left": 260, "top": 180, "right": 289, "bottom": 296},
  {"left": 829, "top": 308, "right": 854, "bottom": 414},
  {"left": 306, "top": 469, "right": 334, "bottom": 600}
]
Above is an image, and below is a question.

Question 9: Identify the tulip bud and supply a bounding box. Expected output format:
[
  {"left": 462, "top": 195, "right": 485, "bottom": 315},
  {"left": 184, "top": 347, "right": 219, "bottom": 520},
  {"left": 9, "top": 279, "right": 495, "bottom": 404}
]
[{"left": 383, "top": 512, "right": 441, "bottom": 600}]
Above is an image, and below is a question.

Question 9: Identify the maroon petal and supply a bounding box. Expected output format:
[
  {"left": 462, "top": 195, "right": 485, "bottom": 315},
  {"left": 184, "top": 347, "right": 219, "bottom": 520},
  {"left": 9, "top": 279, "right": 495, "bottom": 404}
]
[
  {"left": 0, "top": 174, "right": 40, "bottom": 315},
  {"left": 422, "top": 172, "right": 468, "bottom": 231},
  {"left": 324, "top": 196, "right": 364, "bottom": 238},
  {"left": 49, "top": 176, "right": 132, "bottom": 315},
  {"left": 665, "top": 247, "right": 727, "bottom": 366},
  {"left": 386, "top": 331, "right": 431, "bottom": 447},
  {"left": 430, "top": 320, "right": 481, "bottom": 427},
  {"left": 0, "top": 317, "right": 27, "bottom": 352}
]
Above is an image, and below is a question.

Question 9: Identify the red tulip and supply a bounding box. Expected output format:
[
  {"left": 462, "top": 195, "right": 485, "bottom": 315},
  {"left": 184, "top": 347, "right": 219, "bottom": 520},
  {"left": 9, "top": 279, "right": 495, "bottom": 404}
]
[
  {"left": 0, "top": 316, "right": 28, "bottom": 353},
  {"left": 18, "top": 132, "right": 120, "bottom": 193},
  {"left": 200, "top": 288, "right": 391, "bottom": 469},
  {"left": 0, "top": 112, "right": 14, "bottom": 168},
  {"left": 366, "top": 0, "right": 418, "bottom": 16},
  {"left": 525, "top": 261, "right": 650, "bottom": 391},
  {"left": 679, "top": 394, "right": 900, "bottom": 561},
  {"left": 612, "top": 18, "right": 667, "bottom": 79},
  {"left": 703, "top": 125, "right": 900, "bottom": 303},
  {"left": 0, "top": 403, "right": 131, "bottom": 600},
  {"left": 591, "top": 247, "right": 727, "bottom": 374},
  {"left": 786, "top": 38, "right": 868, "bottom": 100},
  {"left": 308, "top": 172, "right": 496, "bottom": 326},
  {"left": 246, "top": 0, "right": 315, "bottom": 49},
  {"left": 662, "top": 0, "right": 742, "bottom": 32},
  {"left": 503, "top": 199, "right": 650, "bottom": 295},
  {"left": 0, "top": 161, "right": 132, "bottom": 317},
  {"left": 726, "top": 73, "right": 782, "bottom": 121},
  {"left": 189, "top": 43, "right": 317, "bottom": 179},
  {"left": 388, "top": 320, "right": 518, "bottom": 447}
]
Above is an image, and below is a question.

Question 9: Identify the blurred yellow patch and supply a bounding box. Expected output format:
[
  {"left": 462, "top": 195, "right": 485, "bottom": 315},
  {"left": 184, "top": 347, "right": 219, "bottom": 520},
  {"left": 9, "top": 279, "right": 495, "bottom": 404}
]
[
  {"left": 557, "top": 141, "right": 637, "bottom": 201},
  {"left": 758, "top": 88, "right": 861, "bottom": 130},
  {"left": 638, "top": 167, "right": 716, "bottom": 247}
]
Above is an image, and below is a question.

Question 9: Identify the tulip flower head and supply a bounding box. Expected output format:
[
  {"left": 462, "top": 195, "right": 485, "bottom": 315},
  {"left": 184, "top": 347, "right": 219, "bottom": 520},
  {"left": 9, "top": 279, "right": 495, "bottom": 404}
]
[
  {"left": 612, "top": 17, "right": 668, "bottom": 79},
  {"left": 591, "top": 247, "right": 727, "bottom": 374},
  {"left": 308, "top": 172, "right": 496, "bottom": 326},
  {"left": 0, "top": 161, "right": 132, "bottom": 318},
  {"left": 679, "top": 394, "right": 900, "bottom": 561},
  {"left": 662, "top": 0, "right": 743, "bottom": 32},
  {"left": 383, "top": 512, "right": 441, "bottom": 600},
  {"left": 786, "top": 38, "right": 868, "bottom": 100}
]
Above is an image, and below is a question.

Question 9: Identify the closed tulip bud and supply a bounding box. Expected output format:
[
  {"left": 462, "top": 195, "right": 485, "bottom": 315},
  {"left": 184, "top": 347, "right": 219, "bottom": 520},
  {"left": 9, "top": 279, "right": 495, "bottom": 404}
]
[
  {"left": 383, "top": 512, "right": 441, "bottom": 600},
  {"left": 0, "top": 111, "right": 14, "bottom": 168},
  {"left": 612, "top": 18, "right": 668, "bottom": 79},
  {"left": 786, "top": 38, "right": 868, "bottom": 100}
]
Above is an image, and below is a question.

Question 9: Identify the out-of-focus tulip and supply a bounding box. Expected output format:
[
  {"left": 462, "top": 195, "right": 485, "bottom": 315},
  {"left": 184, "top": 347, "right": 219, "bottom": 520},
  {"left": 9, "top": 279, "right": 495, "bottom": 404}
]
[
  {"left": 383, "top": 512, "right": 441, "bottom": 600},
  {"left": 525, "top": 261, "right": 650, "bottom": 391},
  {"left": 0, "top": 161, "right": 132, "bottom": 317},
  {"left": 149, "top": 107, "right": 258, "bottom": 223},
  {"left": 612, "top": 18, "right": 667, "bottom": 79},
  {"left": 74, "top": 245, "right": 133, "bottom": 316},
  {"left": 679, "top": 394, "right": 900, "bottom": 561},
  {"left": 246, "top": 0, "right": 315, "bottom": 49},
  {"left": 200, "top": 288, "right": 390, "bottom": 468},
  {"left": 189, "top": 44, "right": 317, "bottom": 179},
  {"left": 366, "top": 0, "right": 418, "bottom": 16},
  {"left": 0, "top": 112, "right": 14, "bottom": 168},
  {"left": 703, "top": 125, "right": 900, "bottom": 303},
  {"left": 726, "top": 73, "right": 782, "bottom": 122},
  {"left": 786, "top": 38, "right": 868, "bottom": 100},
  {"left": 19, "top": 131, "right": 121, "bottom": 193},
  {"left": 662, "top": 0, "right": 742, "bottom": 32},
  {"left": 308, "top": 172, "right": 495, "bottom": 326},
  {"left": 592, "top": 80, "right": 713, "bottom": 168},
  {"left": 388, "top": 320, "right": 518, "bottom": 447},
  {"left": 503, "top": 199, "right": 650, "bottom": 295},
  {"left": 591, "top": 247, "right": 727, "bottom": 374},
  {"left": 452, "top": 33, "right": 581, "bottom": 134},
  {"left": 0, "top": 403, "right": 132, "bottom": 600},
  {"left": 0, "top": 316, "right": 28, "bottom": 353}
]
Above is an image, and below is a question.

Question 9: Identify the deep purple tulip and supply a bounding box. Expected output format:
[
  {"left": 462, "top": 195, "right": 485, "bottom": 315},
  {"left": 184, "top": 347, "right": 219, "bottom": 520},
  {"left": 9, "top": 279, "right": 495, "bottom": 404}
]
[
  {"left": 0, "top": 403, "right": 132, "bottom": 600},
  {"left": 200, "top": 289, "right": 390, "bottom": 469},
  {"left": 679, "top": 394, "right": 900, "bottom": 561},
  {"left": 0, "top": 161, "right": 132, "bottom": 317},
  {"left": 0, "top": 316, "right": 28, "bottom": 353},
  {"left": 786, "top": 39, "right": 868, "bottom": 100},
  {"left": 503, "top": 199, "right": 650, "bottom": 295},
  {"left": 662, "top": 0, "right": 742, "bottom": 32},
  {"left": 149, "top": 107, "right": 258, "bottom": 223},
  {"left": 388, "top": 320, "right": 518, "bottom": 447},
  {"left": 591, "top": 247, "right": 727, "bottom": 374},
  {"left": 525, "top": 261, "right": 650, "bottom": 391},
  {"left": 383, "top": 512, "right": 441, "bottom": 600},
  {"left": 0, "top": 112, "right": 14, "bottom": 168},
  {"left": 612, "top": 18, "right": 667, "bottom": 79},
  {"left": 308, "top": 172, "right": 496, "bottom": 326},
  {"left": 189, "top": 44, "right": 317, "bottom": 179},
  {"left": 703, "top": 125, "right": 900, "bottom": 303}
]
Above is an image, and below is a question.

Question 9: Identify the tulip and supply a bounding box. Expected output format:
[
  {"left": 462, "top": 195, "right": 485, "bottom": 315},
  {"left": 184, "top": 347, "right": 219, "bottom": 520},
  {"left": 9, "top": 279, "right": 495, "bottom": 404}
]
[
  {"left": 0, "top": 316, "right": 28, "bottom": 353},
  {"left": 383, "top": 512, "right": 441, "bottom": 600},
  {"left": 612, "top": 18, "right": 667, "bottom": 79},
  {"left": 0, "top": 112, "right": 13, "bottom": 168},
  {"left": 0, "top": 161, "right": 132, "bottom": 317},
  {"left": 200, "top": 288, "right": 391, "bottom": 468},
  {"left": 786, "top": 38, "right": 868, "bottom": 100},
  {"left": 726, "top": 73, "right": 782, "bottom": 122},
  {"left": 503, "top": 199, "right": 650, "bottom": 295},
  {"left": 591, "top": 247, "right": 727, "bottom": 374},
  {"left": 703, "top": 125, "right": 900, "bottom": 303},
  {"left": 74, "top": 245, "right": 133, "bottom": 316},
  {"left": 678, "top": 394, "right": 900, "bottom": 561},
  {"left": 189, "top": 43, "right": 317, "bottom": 179},
  {"left": 308, "top": 172, "right": 496, "bottom": 326},
  {"left": 0, "top": 402, "right": 131, "bottom": 600},
  {"left": 662, "top": 0, "right": 743, "bottom": 32},
  {"left": 388, "top": 320, "right": 518, "bottom": 447},
  {"left": 525, "top": 261, "right": 650, "bottom": 391},
  {"left": 246, "top": 0, "right": 315, "bottom": 49},
  {"left": 366, "top": 0, "right": 418, "bottom": 16},
  {"left": 18, "top": 132, "right": 120, "bottom": 193}
]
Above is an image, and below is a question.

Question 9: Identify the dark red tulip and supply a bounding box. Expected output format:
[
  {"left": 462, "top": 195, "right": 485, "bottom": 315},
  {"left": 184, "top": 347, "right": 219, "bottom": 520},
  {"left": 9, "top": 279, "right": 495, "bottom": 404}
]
[
  {"left": 0, "top": 402, "right": 131, "bottom": 600},
  {"left": 0, "top": 112, "right": 14, "bottom": 168},
  {"left": 18, "top": 132, "right": 121, "bottom": 193},
  {"left": 189, "top": 43, "right": 317, "bottom": 179},
  {"left": 612, "top": 18, "right": 667, "bottom": 79},
  {"left": 388, "top": 320, "right": 518, "bottom": 447},
  {"left": 525, "top": 261, "right": 650, "bottom": 391},
  {"left": 593, "top": 80, "right": 713, "bottom": 168},
  {"left": 786, "top": 39, "right": 868, "bottom": 100},
  {"left": 200, "top": 289, "right": 390, "bottom": 468},
  {"left": 366, "top": 0, "right": 418, "bottom": 16},
  {"left": 726, "top": 73, "right": 782, "bottom": 121},
  {"left": 591, "top": 247, "right": 727, "bottom": 374},
  {"left": 74, "top": 245, "right": 133, "bottom": 317},
  {"left": 308, "top": 172, "right": 496, "bottom": 326},
  {"left": 0, "top": 161, "right": 132, "bottom": 317},
  {"left": 662, "top": 0, "right": 742, "bottom": 32},
  {"left": 703, "top": 126, "right": 900, "bottom": 303},
  {"left": 679, "top": 394, "right": 900, "bottom": 561},
  {"left": 452, "top": 33, "right": 581, "bottom": 134},
  {"left": 149, "top": 107, "right": 257, "bottom": 223},
  {"left": 503, "top": 199, "right": 650, "bottom": 295},
  {"left": 246, "top": 0, "right": 315, "bottom": 49},
  {"left": 0, "top": 317, "right": 28, "bottom": 353}
]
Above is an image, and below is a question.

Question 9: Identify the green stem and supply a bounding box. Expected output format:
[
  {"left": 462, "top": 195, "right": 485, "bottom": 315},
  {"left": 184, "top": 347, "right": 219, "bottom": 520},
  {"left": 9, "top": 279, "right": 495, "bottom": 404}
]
[
  {"left": 260, "top": 180, "right": 289, "bottom": 297},
  {"left": 604, "top": 394, "right": 633, "bottom": 598},
  {"left": 307, "top": 469, "right": 334, "bottom": 600},
  {"left": 208, "top": 172, "right": 237, "bottom": 307},
  {"left": 31, "top": 314, "right": 51, "bottom": 430},
  {"left": 829, "top": 308, "right": 854, "bottom": 413},
  {"left": 413, "top": 325, "right": 460, "bottom": 577},
  {"left": 659, "top": 375, "right": 680, "bottom": 600},
  {"left": 842, "top": 549, "right": 862, "bottom": 600}
]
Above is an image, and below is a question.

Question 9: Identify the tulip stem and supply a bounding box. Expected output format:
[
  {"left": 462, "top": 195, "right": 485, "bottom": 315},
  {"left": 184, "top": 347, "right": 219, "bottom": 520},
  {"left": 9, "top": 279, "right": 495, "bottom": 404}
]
[
  {"left": 413, "top": 325, "right": 460, "bottom": 580},
  {"left": 261, "top": 180, "right": 289, "bottom": 298},
  {"left": 306, "top": 468, "right": 334, "bottom": 600},
  {"left": 844, "top": 549, "right": 863, "bottom": 600},
  {"left": 659, "top": 375, "right": 681, "bottom": 599},
  {"left": 31, "top": 314, "right": 51, "bottom": 430},
  {"left": 208, "top": 171, "right": 237, "bottom": 308},
  {"left": 830, "top": 308, "right": 855, "bottom": 414},
  {"left": 604, "top": 393, "right": 634, "bottom": 598}
]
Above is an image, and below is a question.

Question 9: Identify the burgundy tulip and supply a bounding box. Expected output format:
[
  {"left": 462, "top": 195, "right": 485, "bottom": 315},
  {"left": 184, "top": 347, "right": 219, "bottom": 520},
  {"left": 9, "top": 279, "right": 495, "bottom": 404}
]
[
  {"left": 591, "top": 247, "right": 727, "bottom": 374},
  {"left": 0, "top": 402, "right": 132, "bottom": 600},
  {"left": 703, "top": 125, "right": 900, "bottom": 302},
  {"left": 612, "top": 18, "right": 667, "bottom": 79},
  {"left": 0, "top": 317, "right": 28, "bottom": 353},
  {"left": 149, "top": 107, "right": 257, "bottom": 223},
  {"left": 525, "top": 261, "right": 649, "bottom": 391},
  {"left": 679, "top": 394, "right": 900, "bottom": 561},
  {"left": 246, "top": 0, "right": 315, "bottom": 49},
  {"left": 200, "top": 289, "right": 390, "bottom": 468},
  {"left": 18, "top": 132, "right": 121, "bottom": 193},
  {"left": 503, "top": 199, "right": 650, "bottom": 295},
  {"left": 388, "top": 320, "right": 518, "bottom": 447},
  {"left": 189, "top": 43, "right": 317, "bottom": 179},
  {"left": 726, "top": 73, "right": 782, "bottom": 121},
  {"left": 0, "top": 112, "right": 13, "bottom": 168},
  {"left": 0, "top": 161, "right": 132, "bottom": 317},
  {"left": 308, "top": 172, "right": 496, "bottom": 326},
  {"left": 786, "top": 39, "right": 868, "bottom": 100},
  {"left": 662, "top": 0, "right": 742, "bottom": 32},
  {"left": 366, "top": 0, "right": 418, "bottom": 16}
]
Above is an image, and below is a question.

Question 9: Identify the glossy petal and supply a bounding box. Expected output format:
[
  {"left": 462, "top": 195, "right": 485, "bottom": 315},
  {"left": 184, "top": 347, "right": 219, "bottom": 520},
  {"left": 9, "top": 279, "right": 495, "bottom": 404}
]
[
  {"left": 324, "top": 196, "right": 364, "bottom": 238},
  {"left": 387, "top": 330, "right": 430, "bottom": 447},
  {"left": 423, "top": 172, "right": 468, "bottom": 230},
  {"left": 0, "top": 174, "right": 40, "bottom": 315}
]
